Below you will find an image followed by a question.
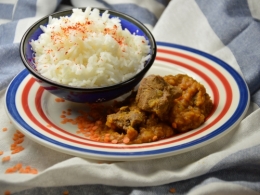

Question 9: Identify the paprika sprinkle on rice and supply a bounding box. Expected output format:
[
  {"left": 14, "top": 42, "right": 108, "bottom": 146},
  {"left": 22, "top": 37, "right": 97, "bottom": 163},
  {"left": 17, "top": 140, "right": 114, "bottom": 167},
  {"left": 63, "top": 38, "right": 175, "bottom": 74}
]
[{"left": 30, "top": 7, "right": 150, "bottom": 88}]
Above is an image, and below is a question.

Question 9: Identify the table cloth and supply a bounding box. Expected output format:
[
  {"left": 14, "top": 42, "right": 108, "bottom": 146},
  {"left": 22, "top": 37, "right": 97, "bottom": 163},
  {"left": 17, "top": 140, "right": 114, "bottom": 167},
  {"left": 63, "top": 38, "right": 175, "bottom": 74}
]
[{"left": 1, "top": 0, "right": 260, "bottom": 194}]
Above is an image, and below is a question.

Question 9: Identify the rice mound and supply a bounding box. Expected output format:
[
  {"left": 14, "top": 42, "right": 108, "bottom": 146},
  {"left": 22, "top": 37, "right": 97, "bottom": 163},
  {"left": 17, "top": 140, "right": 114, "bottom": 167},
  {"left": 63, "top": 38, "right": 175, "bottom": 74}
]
[{"left": 30, "top": 7, "right": 151, "bottom": 87}]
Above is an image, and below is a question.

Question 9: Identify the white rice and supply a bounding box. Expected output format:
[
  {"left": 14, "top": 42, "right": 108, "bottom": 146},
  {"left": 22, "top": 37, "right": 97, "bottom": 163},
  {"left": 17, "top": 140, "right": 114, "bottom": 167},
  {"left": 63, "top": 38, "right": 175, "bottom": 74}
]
[{"left": 30, "top": 7, "right": 151, "bottom": 87}]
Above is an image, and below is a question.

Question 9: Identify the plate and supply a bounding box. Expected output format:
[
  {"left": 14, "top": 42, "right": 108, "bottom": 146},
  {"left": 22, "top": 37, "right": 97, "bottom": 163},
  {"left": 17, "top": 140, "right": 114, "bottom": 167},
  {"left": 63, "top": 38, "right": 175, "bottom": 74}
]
[{"left": 5, "top": 42, "right": 250, "bottom": 161}]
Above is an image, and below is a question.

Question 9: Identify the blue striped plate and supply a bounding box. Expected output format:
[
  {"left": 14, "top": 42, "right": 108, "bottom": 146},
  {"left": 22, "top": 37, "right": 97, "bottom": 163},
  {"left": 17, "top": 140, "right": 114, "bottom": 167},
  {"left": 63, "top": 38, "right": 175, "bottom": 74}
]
[{"left": 4, "top": 42, "right": 250, "bottom": 161}]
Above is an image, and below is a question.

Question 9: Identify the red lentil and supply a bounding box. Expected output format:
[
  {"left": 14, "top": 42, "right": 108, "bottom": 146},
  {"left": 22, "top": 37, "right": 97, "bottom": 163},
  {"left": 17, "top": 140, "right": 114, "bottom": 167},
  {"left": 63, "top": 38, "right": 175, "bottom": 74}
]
[
  {"left": 63, "top": 190, "right": 69, "bottom": 195},
  {"left": 2, "top": 156, "right": 10, "bottom": 162},
  {"left": 46, "top": 124, "right": 52, "bottom": 128},
  {"left": 2, "top": 127, "right": 8, "bottom": 132},
  {"left": 4, "top": 190, "right": 11, "bottom": 195},
  {"left": 169, "top": 188, "right": 176, "bottom": 193},
  {"left": 5, "top": 163, "right": 38, "bottom": 174},
  {"left": 55, "top": 97, "right": 65, "bottom": 102},
  {"left": 10, "top": 130, "right": 25, "bottom": 154}
]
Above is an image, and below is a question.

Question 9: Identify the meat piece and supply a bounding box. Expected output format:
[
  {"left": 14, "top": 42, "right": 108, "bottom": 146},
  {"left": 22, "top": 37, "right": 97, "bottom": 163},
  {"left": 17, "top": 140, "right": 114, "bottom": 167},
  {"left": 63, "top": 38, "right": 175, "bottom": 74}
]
[
  {"left": 135, "top": 75, "right": 182, "bottom": 120},
  {"left": 106, "top": 104, "right": 146, "bottom": 132},
  {"left": 134, "top": 113, "right": 174, "bottom": 143}
]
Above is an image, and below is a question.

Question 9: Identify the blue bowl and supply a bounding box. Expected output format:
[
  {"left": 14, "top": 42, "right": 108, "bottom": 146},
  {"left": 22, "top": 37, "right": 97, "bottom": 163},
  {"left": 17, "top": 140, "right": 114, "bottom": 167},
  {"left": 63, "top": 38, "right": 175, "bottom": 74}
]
[{"left": 20, "top": 8, "right": 156, "bottom": 103}]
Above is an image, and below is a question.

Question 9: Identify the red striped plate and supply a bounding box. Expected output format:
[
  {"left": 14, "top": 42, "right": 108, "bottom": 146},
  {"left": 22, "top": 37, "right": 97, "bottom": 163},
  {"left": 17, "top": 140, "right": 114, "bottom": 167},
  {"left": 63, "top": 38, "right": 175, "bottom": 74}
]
[{"left": 5, "top": 42, "right": 250, "bottom": 161}]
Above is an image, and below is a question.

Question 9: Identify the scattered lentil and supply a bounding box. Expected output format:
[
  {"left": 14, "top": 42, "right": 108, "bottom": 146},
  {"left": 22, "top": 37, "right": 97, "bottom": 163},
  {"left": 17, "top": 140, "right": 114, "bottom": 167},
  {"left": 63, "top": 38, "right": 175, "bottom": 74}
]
[
  {"left": 169, "top": 188, "right": 176, "bottom": 193},
  {"left": 55, "top": 98, "right": 65, "bottom": 102},
  {"left": 10, "top": 130, "right": 25, "bottom": 154},
  {"left": 4, "top": 190, "right": 11, "bottom": 195},
  {"left": 2, "top": 156, "right": 10, "bottom": 162},
  {"left": 46, "top": 124, "right": 52, "bottom": 128},
  {"left": 5, "top": 163, "right": 38, "bottom": 174},
  {"left": 2, "top": 127, "right": 7, "bottom": 132}
]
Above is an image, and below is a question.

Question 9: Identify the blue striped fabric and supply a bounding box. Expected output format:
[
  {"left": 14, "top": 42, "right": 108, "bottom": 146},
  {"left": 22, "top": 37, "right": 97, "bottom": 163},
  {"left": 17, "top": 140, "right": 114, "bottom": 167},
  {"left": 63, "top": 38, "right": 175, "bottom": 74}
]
[
  {"left": 0, "top": 3, "right": 13, "bottom": 19},
  {"left": 107, "top": 4, "right": 158, "bottom": 26},
  {"left": 196, "top": 0, "right": 260, "bottom": 106},
  {"left": 71, "top": 0, "right": 162, "bottom": 27},
  {"left": 13, "top": 0, "right": 37, "bottom": 20},
  {"left": 0, "top": 21, "right": 17, "bottom": 44},
  {"left": 0, "top": 20, "right": 20, "bottom": 88},
  {"left": 0, "top": 43, "right": 24, "bottom": 89}
]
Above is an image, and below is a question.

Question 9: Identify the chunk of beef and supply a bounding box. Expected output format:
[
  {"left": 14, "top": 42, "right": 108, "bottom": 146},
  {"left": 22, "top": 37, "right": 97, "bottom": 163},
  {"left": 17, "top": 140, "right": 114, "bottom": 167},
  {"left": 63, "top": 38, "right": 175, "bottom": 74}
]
[
  {"left": 135, "top": 75, "right": 182, "bottom": 120},
  {"left": 106, "top": 104, "right": 146, "bottom": 132}
]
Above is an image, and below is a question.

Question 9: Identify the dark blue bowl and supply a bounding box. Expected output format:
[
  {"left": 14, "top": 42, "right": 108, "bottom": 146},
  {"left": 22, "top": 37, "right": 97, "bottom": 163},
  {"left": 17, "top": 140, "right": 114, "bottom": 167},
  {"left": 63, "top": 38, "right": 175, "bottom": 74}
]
[{"left": 20, "top": 8, "right": 156, "bottom": 103}]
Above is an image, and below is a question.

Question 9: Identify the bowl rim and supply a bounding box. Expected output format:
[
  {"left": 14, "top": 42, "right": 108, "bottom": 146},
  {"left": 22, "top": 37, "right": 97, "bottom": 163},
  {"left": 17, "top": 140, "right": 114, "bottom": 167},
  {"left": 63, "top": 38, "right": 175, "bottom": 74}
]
[{"left": 19, "top": 7, "right": 157, "bottom": 92}]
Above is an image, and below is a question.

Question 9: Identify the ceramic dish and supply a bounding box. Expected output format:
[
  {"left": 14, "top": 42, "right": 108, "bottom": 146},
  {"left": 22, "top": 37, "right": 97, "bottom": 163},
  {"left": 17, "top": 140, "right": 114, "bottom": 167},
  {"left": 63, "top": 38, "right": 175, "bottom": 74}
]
[{"left": 5, "top": 42, "right": 250, "bottom": 161}]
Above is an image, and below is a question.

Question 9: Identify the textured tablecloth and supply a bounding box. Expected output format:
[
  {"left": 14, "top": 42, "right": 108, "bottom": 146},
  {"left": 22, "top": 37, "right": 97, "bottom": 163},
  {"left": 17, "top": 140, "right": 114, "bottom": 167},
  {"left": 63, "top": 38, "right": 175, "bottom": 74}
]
[{"left": 1, "top": 0, "right": 260, "bottom": 194}]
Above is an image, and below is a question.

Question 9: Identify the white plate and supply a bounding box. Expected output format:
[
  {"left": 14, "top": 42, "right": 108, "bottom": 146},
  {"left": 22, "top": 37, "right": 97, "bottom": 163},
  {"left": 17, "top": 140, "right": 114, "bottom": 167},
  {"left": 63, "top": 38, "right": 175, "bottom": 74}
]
[{"left": 5, "top": 42, "right": 250, "bottom": 161}]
